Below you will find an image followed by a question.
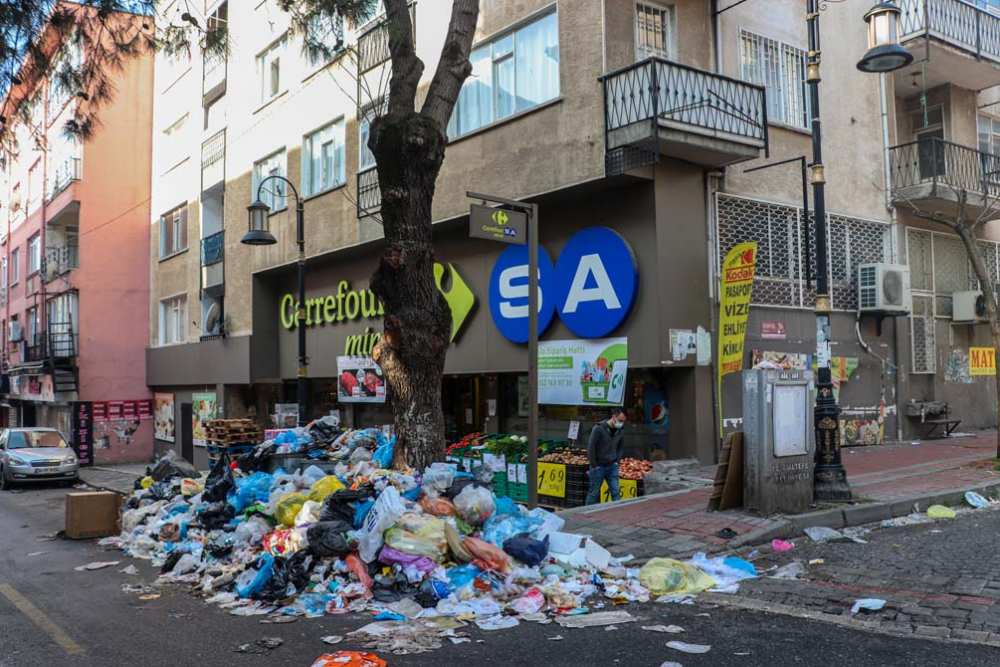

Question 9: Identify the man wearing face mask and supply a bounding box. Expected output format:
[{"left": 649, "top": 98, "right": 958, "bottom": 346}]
[{"left": 585, "top": 408, "right": 628, "bottom": 505}]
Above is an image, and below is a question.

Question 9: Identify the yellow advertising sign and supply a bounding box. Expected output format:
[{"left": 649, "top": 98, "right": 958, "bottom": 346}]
[
  {"left": 537, "top": 462, "right": 567, "bottom": 498},
  {"left": 600, "top": 478, "right": 638, "bottom": 503},
  {"left": 718, "top": 242, "right": 757, "bottom": 430},
  {"left": 970, "top": 347, "right": 996, "bottom": 375}
]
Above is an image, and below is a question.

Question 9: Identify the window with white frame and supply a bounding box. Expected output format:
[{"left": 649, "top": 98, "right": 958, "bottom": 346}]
[
  {"left": 359, "top": 106, "right": 378, "bottom": 172},
  {"left": 978, "top": 114, "right": 1000, "bottom": 155},
  {"left": 257, "top": 36, "right": 288, "bottom": 104},
  {"left": 253, "top": 150, "right": 288, "bottom": 210},
  {"left": 159, "top": 295, "right": 187, "bottom": 345},
  {"left": 26, "top": 307, "right": 37, "bottom": 344},
  {"left": 739, "top": 30, "right": 810, "bottom": 130},
  {"left": 447, "top": 10, "right": 560, "bottom": 139},
  {"left": 1, "top": 257, "right": 7, "bottom": 290},
  {"left": 304, "top": 119, "right": 346, "bottom": 196},
  {"left": 159, "top": 203, "right": 188, "bottom": 259},
  {"left": 635, "top": 2, "right": 675, "bottom": 60},
  {"left": 306, "top": 12, "right": 345, "bottom": 67},
  {"left": 27, "top": 234, "right": 41, "bottom": 275},
  {"left": 10, "top": 248, "right": 19, "bottom": 285}
]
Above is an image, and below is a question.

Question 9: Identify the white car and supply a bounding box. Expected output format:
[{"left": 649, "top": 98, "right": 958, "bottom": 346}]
[{"left": 0, "top": 428, "right": 80, "bottom": 490}]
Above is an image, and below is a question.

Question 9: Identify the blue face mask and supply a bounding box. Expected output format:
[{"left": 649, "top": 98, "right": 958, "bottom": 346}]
[{"left": 614, "top": 420, "right": 624, "bottom": 429}]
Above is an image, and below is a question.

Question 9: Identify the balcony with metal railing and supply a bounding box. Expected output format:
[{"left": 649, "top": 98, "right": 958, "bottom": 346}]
[
  {"left": 356, "top": 168, "right": 381, "bottom": 219},
  {"left": 600, "top": 58, "right": 768, "bottom": 176},
  {"left": 201, "top": 230, "right": 225, "bottom": 294},
  {"left": 202, "top": 129, "right": 226, "bottom": 191},
  {"left": 46, "top": 157, "right": 80, "bottom": 202},
  {"left": 41, "top": 245, "right": 79, "bottom": 283},
  {"left": 889, "top": 137, "right": 1000, "bottom": 217},
  {"left": 896, "top": 0, "right": 1000, "bottom": 91}
]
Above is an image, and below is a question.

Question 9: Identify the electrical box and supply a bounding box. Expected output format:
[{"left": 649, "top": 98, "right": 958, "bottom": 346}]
[{"left": 742, "top": 369, "right": 815, "bottom": 515}]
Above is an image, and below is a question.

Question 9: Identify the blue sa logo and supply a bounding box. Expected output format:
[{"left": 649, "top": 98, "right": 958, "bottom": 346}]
[{"left": 488, "top": 227, "right": 639, "bottom": 343}]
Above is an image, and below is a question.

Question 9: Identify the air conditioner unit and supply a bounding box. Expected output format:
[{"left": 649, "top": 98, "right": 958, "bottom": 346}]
[
  {"left": 858, "top": 263, "right": 911, "bottom": 315},
  {"left": 953, "top": 290, "right": 988, "bottom": 322},
  {"left": 8, "top": 321, "right": 22, "bottom": 343}
]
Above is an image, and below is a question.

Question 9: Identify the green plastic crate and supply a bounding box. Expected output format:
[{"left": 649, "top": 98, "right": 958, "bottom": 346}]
[{"left": 492, "top": 472, "right": 509, "bottom": 498}]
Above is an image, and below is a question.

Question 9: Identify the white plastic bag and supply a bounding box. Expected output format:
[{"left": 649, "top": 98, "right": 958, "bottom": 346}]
[
  {"left": 454, "top": 485, "right": 496, "bottom": 526},
  {"left": 294, "top": 500, "right": 322, "bottom": 527},
  {"left": 358, "top": 486, "right": 406, "bottom": 562}
]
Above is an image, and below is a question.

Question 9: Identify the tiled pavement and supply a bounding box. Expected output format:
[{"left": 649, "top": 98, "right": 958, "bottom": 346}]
[{"left": 561, "top": 432, "right": 1000, "bottom": 560}]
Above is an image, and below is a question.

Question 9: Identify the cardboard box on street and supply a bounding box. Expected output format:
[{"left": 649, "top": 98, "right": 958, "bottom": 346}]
[{"left": 65, "top": 491, "right": 121, "bottom": 540}]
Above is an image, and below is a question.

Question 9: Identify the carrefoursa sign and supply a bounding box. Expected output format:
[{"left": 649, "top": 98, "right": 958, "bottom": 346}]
[
  {"left": 280, "top": 262, "right": 475, "bottom": 354},
  {"left": 489, "top": 227, "right": 639, "bottom": 343}
]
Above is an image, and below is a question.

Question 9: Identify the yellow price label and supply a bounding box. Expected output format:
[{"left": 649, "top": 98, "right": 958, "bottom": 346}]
[
  {"left": 600, "top": 478, "right": 638, "bottom": 503},
  {"left": 537, "top": 462, "right": 567, "bottom": 498}
]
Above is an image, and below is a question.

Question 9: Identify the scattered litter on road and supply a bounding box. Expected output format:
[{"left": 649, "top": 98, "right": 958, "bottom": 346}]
[
  {"left": 232, "top": 637, "right": 284, "bottom": 654},
  {"left": 769, "top": 562, "right": 806, "bottom": 580},
  {"left": 605, "top": 625, "right": 619, "bottom": 631},
  {"left": 746, "top": 550, "right": 761, "bottom": 559},
  {"left": 927, "top": 505, "right": 956, "bottom": 519},
  {"left": 655, "top": 594, "right": 695, "bottom": 605},
  {"left": 771, "top": 539, "right": 794, "bottom": 553},
  {"left": 850, "top": 598, "right": 886, "bottom": 614},
  {"left": 311, "top": 653, "right": 386, "bottom": 667},
  {"left": 803, "top": 526, "right": 866, "bottom": 544},
  {"left": 555, "top": 611, "right": 636, "bottom": 628},
  {"left": 880, "top": 513, "right": 934, "bottom": 529},
  {"left": 475, "top": 615, "right": 519, "bottom": 631},
  {"left": 660, "top": 662, "right": 684, "bottom": 667},
  {"left": 965, "top": 491, "right": 989, "bottom": 509},
  {"left": 36, "top": 531, "right": 61, "bottom": 541},
  {"left": 547, "top": 635, "right": 564, "bottom": 641},
  {"left": 74, "top": 561, "right": 119, "bottom": 571},
  {"left": 642, "top": 625, "right": 685, "bottom": 634},
  {"left": 261, "top": 615, "right": 298, "bottom": 624},
  {"left": 322, "top": 636, "right": 344, "bottom": 645},
  {"left": 138, "top": 594, "right": 161, "bottom": 601},
  {"left": 715, "top": 527, "right": 738, "bottom": 540},
  {"left": 27, "top": 551, "right": 47, "bottom": 557},
  {"left": 808, "top": 559, "right": 825, "bottom": 566},
  {"left": 120, "top": 565, "right": 139, "bottom": 575},
  {"left": 666, "top": 641, "right": 712, "bottom": 654}
]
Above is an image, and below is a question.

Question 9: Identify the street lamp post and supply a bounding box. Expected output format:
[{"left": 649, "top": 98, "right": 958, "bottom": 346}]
[
  {"left": 808, "top": 1, "right": 912, "bottom": 501},
  {"left": 243, "top": 176, "right": 309, "bottom": 428}
]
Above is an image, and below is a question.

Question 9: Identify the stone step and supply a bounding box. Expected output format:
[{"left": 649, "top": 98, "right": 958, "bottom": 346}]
[{"left": 652, "top": 458, "right": 700, "bottom": 476}]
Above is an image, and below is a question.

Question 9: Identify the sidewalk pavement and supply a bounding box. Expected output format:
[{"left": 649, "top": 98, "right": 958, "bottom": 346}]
[
  {"left": 78, "top": 464, "right": 150, "bottom": 495},
  {"left": 561, "top": 431, "right": 1000, "bottom": 561}
]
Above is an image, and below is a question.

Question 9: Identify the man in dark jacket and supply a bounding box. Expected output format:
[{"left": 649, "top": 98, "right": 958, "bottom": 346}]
[{"left": 585, "top": 408, "right": 627, "bottom": 505}]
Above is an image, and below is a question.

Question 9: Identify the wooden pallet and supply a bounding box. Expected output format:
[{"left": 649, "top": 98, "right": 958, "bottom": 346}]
[{"left": 204, "top": 419, "right": 263, "bottom": 446}]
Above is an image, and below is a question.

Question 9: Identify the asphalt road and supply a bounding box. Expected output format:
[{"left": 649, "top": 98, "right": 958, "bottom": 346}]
[{"left": 1, "top": 485, "right": 998, "bottom": 667}]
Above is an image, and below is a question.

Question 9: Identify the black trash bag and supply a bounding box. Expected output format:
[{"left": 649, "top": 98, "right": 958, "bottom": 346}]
[
  {"left": 445, "top": 477, "right": 491, "bottom": 500},
  {"left": 371, "top": 569, "right": 417, "bottom": 603},
  {"left": 415, "top": 578, "right": 448, "bottom": 608},
  {"left": 306, "top": 521, "right": 354, "bottom": 557},
  {"left": 503, "top": 533, "right": 550, "bottom": 568},
  {"left": 202, "top": 453, "right": 235, "bottom": 503},
  {"left": 160, "top": 550, "right": 185, "bottom": 574},
  {"left": 206, "top": 541, "right": 233, "bottom": 559},
  {"left": 235, "top": 444, "right": 277, "bottom": 474},
  {"left": 318, "top": 485, "right": 375, "bottom": 524},
  {"left": 146, "top": 481, "right": 174, "bottom": 501},
  {"left": 198, "top": 501, "right": 236, "bottom": 530},
  {"left": 255, "top": 552, "right": 313, "bottom": 602},
  {"left": 149, "top": 451, "right": 199, "bottom": 482}
]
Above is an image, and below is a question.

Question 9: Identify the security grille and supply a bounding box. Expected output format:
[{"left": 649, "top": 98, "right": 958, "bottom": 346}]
[
  {"left": 907, "top": 228, "right": 1000, "bottom": 319},
  {"left": 739, "top": 30, "right": 810, "bottom": 130},
  {"left": 715, "top": 193, "right": 891, "bottom": 310},
  {"left": 911, "top": 294, "right": 936, "bottom": 374}
]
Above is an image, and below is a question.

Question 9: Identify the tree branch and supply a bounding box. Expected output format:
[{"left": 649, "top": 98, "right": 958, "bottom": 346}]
[
  {"left": 383, "top": 0, "right": 422, "bottom": 116},
  {"left": 420, "top": 0, "right": 479, "bottom": 130}
]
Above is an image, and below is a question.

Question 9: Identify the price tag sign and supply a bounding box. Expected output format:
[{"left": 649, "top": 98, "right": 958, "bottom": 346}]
[
  {"left": 537, "top": 462, "right": 567, "bottom": 498},
  {"left": 507, "top": 463, "right": 518, "bottom": 481},
  {"left": 567, "top": 420, "right": 580, "bottom": 441},
  {"left": 483, "top": 453, "right": 506, "bottom": 473},
  {"left": 516, "top": 464, "right": 528, "bottom": 485},
  {"left": 600, "top": 478, "right": 638, "bottom": 503}
]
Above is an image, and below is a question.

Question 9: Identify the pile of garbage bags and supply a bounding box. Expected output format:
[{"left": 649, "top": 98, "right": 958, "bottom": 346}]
[{"left": 103, "top": 437, "right": 756, "bottom": 636}]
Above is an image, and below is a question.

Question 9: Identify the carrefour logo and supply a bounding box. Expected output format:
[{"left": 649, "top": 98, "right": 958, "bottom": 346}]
[{"left": 489, "top": 227, "right": 639, "bottom": 343}]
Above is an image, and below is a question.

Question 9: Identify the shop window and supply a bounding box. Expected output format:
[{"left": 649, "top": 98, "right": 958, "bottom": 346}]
[
  {"left": 446, "top": 10, "right": 560, "bottom": 138},
  {"left": 739, "top": 29, "right": 809, "bottom": 130},
  {"left": 303, "top": 119, "right": 346, "bottom": 196}
]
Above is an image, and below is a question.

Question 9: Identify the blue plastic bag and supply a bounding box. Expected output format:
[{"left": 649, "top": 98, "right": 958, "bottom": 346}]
[
  {"left": 372, "top": 433, "right": 395, "bottom": 468},
  {"left": 353, "top": 499, "right": 375, "bottom": 529},
  {"left": 482, "top": 513, "right": 544, "bottom": 547},
  {"left": 446, "top": 563, "right": 482, "bottom": 590},
  {"left": 494, "top": 496, "right": 518, "bottom": 516},
  {"left": 503, "top": 533, "right": 549, "bottom": 567},
  {"left": 229, "top": 472, "right": 274, "bottom": 512},
  {"left": 235, "top": 553, "right": 274, "bottom": 598},
  {"left": 401, "top": 486, "right": 421, "bottom": 502}
]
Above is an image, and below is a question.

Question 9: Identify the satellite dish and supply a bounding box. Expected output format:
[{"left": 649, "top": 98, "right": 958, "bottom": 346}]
[{"left": 205, "top": 301, "right": 222, "bottom": 334}]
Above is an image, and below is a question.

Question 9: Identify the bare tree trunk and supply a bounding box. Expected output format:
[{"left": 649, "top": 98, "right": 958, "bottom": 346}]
[{"left": 367, "top": 0, "right": 479, "bottom": 470}]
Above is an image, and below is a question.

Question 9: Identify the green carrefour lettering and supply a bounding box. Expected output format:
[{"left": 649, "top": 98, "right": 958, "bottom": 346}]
[{"left": 281, "top": 294, "right": 296, "bottom": 329}]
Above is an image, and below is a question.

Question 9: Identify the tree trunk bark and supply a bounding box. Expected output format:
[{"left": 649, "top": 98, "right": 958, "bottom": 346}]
[{"left": 369, "top": 113, "right": 452, "bottom": 470}]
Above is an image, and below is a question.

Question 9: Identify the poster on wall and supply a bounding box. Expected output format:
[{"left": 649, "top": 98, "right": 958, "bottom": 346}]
[
  {"left": 71, "top": 401, "right": 94, "bottom": 467},
  {"left": 336, "top": 356, "right": 387, "bottom": 403},
  {"left": 538, "top": 338, "right": 628, "bottom": 407},
  {"left": 154, "top": 393, "right": 175, "bottom": 442},
  {"left": 192, "top": 392, "right": 218, "bottom": 446}
]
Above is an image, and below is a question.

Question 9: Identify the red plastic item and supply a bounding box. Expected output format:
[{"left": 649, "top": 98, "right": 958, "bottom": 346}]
[
  {"left": 345, "top": 553, "right": 374, "bottom": 589},
  {"left": 310, "top": 652, "right": 386, "bottom": 667},
  {"left": 464, "top": 536, "right": 511, "bottom": 574}
]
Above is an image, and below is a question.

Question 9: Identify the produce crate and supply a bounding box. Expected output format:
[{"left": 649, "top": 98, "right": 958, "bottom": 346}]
[
  {"left": 538, "top": 494, "right": 570, "bottom": 510},
  {"left": 492, "top": 471, "right": 509, "bottom": 498},
  {"left": 507, "top": 481, "right": 529, "bottom": 503}
]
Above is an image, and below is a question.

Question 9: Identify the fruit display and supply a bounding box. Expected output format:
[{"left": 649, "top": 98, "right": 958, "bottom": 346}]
[
  {"left": 619, "top": 458, "right": 653, "bottom": 480},
  {"left": 540, "top": 448, "right": 589, "bottom": 466}
]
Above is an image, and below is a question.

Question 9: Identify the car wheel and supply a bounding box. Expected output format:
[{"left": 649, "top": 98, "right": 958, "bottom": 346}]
[{"left": 0, "top": 465, "right": 12, "bottom": 491}]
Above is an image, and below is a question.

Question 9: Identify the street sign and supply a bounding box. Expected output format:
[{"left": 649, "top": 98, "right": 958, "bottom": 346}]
[{"left": 469, "top": 204, "right": 527, "bottom": 245}]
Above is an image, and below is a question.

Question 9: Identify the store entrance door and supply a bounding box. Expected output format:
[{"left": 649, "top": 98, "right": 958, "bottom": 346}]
[
  {"left": 442, "top": 376, "right": 485, "bottom": 443},
  {"left": 180, "top": 403, "right": 194, "bottom": 463}
]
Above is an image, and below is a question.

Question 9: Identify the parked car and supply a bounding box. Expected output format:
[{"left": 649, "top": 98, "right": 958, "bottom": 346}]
[{"left": 0, "top": 427, "right": 79, "bottom": 489}]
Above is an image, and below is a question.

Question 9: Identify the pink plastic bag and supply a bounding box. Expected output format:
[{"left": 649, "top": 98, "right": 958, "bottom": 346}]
[
  {"left": 511, "top": 586, "right": 546, "bottom": 614},
  {"left": 771, "top": 539, "right": 795, "bottom": 553}
]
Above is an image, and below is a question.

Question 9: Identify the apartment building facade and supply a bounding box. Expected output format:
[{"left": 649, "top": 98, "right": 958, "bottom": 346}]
[
  {"left": 0, "top": 6, "right": 155, "bottom": 465},
  {"left": 147, "top": 0, "right": 1000, "bottom": 468}
]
